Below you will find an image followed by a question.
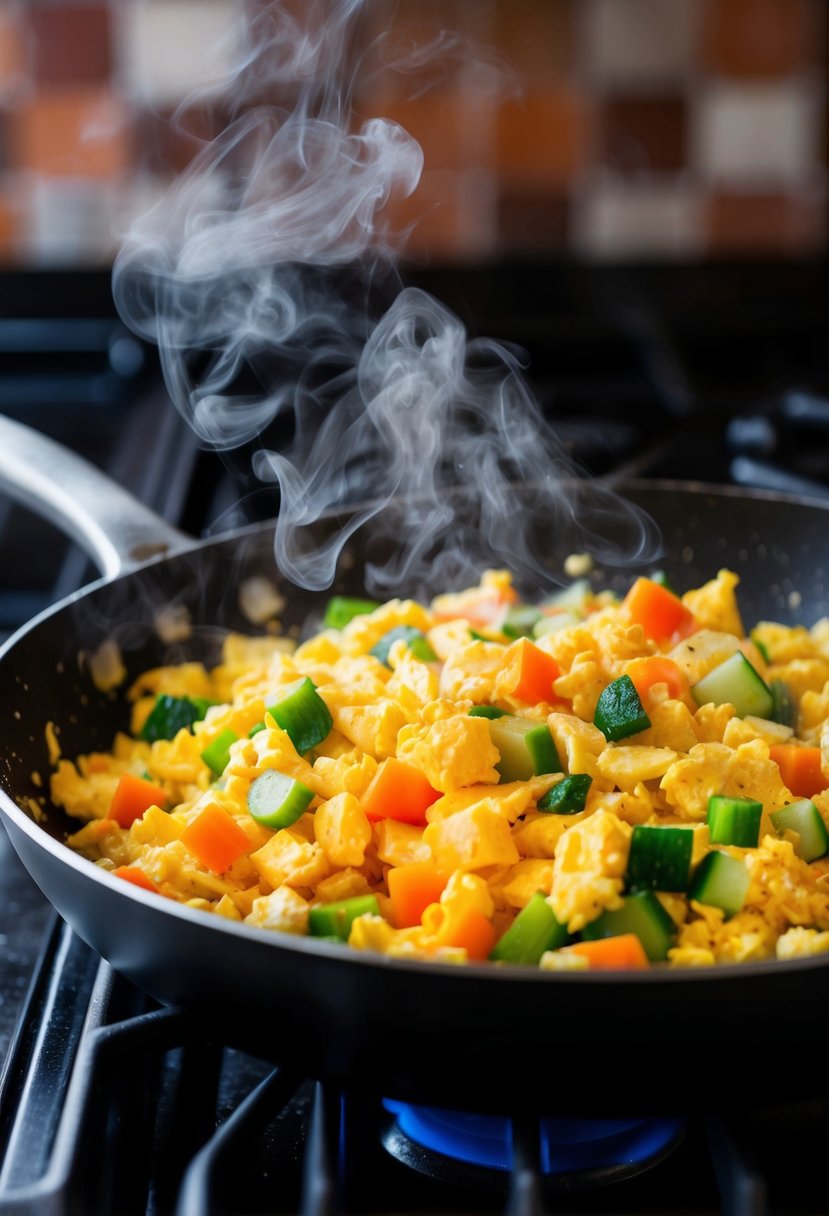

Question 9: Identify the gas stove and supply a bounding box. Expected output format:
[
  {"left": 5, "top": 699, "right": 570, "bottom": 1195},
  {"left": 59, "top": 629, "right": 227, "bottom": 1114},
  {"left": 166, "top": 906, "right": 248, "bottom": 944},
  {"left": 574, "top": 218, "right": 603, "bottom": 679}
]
[{"left": 1, "top": 261, "right": 829, "bottom": 1214}]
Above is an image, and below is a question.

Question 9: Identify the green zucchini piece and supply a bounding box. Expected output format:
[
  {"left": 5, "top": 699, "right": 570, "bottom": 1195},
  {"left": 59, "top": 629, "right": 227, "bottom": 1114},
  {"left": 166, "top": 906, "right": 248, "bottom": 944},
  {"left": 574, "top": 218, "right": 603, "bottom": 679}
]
[
  {"left": 140, "top": 694, "right": 213, "bottom": 742},
  {"left": 265, "top": 677, "right": 332, "bottom": 754},
  {"left": 468, "top": 706, "right": 507, "bottom": 720},
  {"left": 322, "top": 596, "right": 380, "bottom": 628},
  {"left": 370, "top": 626, "right": 437, "bottom": 666},
  {"left": 200, "top": 728, "right": 239, "bottom": 777},
  {"left": 625, "top": 825, "right": 694, "bottom": 892},
  {"left": 490, "top": 892, "right": 568, "bottom": 964},
  {"left": 707, "top": 794, "right": 763, "bottom": 848},
  {"left": 770, "top": 799, "right": 829, "bottom": 862},
  {"left": 689, "top": 850, "right": 749, "bottom": 918},
  {"left": 580, "top": 891, "right": 676, "bottom": 962},
  {"left": 502, "top": 606, "right": 543, "bottom": 639},
  {"left": 532, "top": 608, "right": 582, "bottom": 639},
  {"left": 769, "top": 680, "right": 797, "bottom": 729},
  {"left": 308, "top": 894, "right": 380, "bottom": 941},
  {"left": 541, "top": 579, "right": 591, "bottom": 610},
  {"left": 691, "top": 652, "right": 773, "bottom": 720},
  {"left": 593, "top": 675, "right": 651, "bottom": 742},
  {"left": 488, "top": 715, "right": 562, "bottom": 783},
  {"left": 247, "top": 769, "right": 314, "bottom": 829},
  {"left": 537, "top": 774, "right": 592, "bottom": 815}
]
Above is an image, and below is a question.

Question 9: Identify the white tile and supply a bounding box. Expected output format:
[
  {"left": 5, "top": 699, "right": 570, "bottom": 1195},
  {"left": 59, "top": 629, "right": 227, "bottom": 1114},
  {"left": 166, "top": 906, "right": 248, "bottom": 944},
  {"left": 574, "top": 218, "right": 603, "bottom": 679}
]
[
  {"left": 586, "top": 0, "right": 697, "bottom": 84},
  {"left": 576, "top": 179, "right": 701, "bottom": 259},
  {"left": 693, "top": 82, "right": 820, "bottom": 183},
  {"left": 24, "top": 178, "right": 119, "bottom": 265},
  {"left": 117, "top": 0, "right": 240, "bottom": 104}
]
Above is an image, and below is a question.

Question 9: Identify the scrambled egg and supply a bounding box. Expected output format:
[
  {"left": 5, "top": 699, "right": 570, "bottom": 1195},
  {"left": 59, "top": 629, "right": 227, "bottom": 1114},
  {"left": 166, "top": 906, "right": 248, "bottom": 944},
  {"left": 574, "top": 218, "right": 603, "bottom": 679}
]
[{"left": 52, "top": 565, "right": 829, "bottom": 972}]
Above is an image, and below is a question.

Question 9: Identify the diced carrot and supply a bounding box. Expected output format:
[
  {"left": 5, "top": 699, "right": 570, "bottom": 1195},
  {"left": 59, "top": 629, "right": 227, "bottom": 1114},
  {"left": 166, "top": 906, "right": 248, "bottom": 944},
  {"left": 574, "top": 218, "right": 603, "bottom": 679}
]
[
  {"left": 770, "top": 744, "right": 827, "bottom": 799},
  {"left": 362, "top": 758, "right": 441, "bottom": 826},
  {"left": 439, "top": 907, "right": 496, "bottom": 961},
  {"left": 623, "top": 578, "right": 696, "bottom": 643},
  {"left": 180, "top": 802, "right": 251, "bottom": 874},
  {"left": 108, "top": 772, "right": 168, "bottom": 828},
  {"left": 388, "top": 861, "right": 449, "bottom": 928},
  {"left": 625, "top": 656, "right": 692, "bottom": 707},
  {"left": 113, "top": 865, "right": 159, "bottom": 894},
  {"left": 567, "top": 934, "right": 650, "bottom": 970},
  {"left": 499, "top": 637, "right": 561, "bottom": 705},
  {"left": 433, "top": 585, "right": 518, "bottom": 627}
]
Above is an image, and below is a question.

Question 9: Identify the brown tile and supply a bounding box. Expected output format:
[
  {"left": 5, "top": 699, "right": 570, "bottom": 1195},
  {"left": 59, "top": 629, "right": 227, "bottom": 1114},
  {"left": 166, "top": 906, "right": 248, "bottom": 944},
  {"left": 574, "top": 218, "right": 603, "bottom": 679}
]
[
  {"left": 0, "top": 190, "right": 21, "bottom": 262},
  {"left": 702, "top": 0, "right": 819, "bottom": 79},
  {"left": 491, "top": 0, "right": 576, "bottom": 79},
  {"left": 601, "top": 95, "right": 687, "bottom": 174},
  {"left": 497, "top": 189, "right": 569, "bottom": 250},
  {"left": 704, "top": 188, "right": 825, "bottom": 252},
  {"left": 496, "top": 86, "right": 589, "bottom": 185},
  {"left": 12, "top": 89, "right": 129, "bottom": 178},
  {"left": 367, "top": 90, "right": 480, "bottom": 173},
  {"left": 0, "top": 10, "right": 26, "bottom": 88},
  {"left": 30, "top": 5, "right": 112, "bottom": 86},
  {"left": 133, "top": 104, "right": 229, "bottom": 176},
  {"left": 385, "top": 169, "right": 490, "bottom": 261},
  {"left": 356, "top": 0, "right": 482, "bottom": 103}
]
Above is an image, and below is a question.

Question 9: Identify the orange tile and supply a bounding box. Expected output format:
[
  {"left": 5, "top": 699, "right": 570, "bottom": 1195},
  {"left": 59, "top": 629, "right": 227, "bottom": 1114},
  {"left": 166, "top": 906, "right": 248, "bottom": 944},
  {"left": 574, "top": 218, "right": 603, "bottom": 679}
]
[
  {"left": 491, "top": 0, "right": 576, "bottom": 79},
  {"left": 366, "top": 89, "right": 484, "bottom": 173},
  {"left": 496, "top": 86, "right": 589, "bottom": 185},
  {"left": 704, "top": 189, "right": 825, "bottom": 253},
  {"left": 12, "top": 89, "right": 130, "bottom": 179},
  {"left": 384, "top": 169, "right": 489, "bottom": 261},
  {"left": 0, "top": 9, "right": 25, "bottom": 88},
  {"left": 702, "top": 0, "right": 819, "bottom": 78},
  {"left": 0, "top": 192, "right": 20, "bottom": 261}
]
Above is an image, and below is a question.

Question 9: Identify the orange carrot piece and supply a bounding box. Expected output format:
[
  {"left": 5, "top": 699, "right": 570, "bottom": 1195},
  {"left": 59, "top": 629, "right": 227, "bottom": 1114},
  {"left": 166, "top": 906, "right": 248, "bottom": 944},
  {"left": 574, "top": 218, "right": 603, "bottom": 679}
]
[
  {"left": 108, "top": 772, "right": 168, "bottom": 828},
  {"left": 770, "top": 744, "right": 827, "bottom": 799},
  {"left": 388, "top": 862, "right": 449, "bottom": 928},
  {"left": 623, "top": 578, "right": 696, "bottom": 643},
  {"left": 439, "top": 907, "right": 496, "bottom": 961},
  {"left": 567, "top": 934, "right": 650, "bottom": 970},
  {"left": 362, "top": 758, "right": 441, "bottom": 826},
  {"left": 180, "top": 802, "right": 251, "bottom": 874},
  {"left": 113, "top": 865, "right": 159, "bottom": 894},
  {"left": 500, "top": 637, "right": 561, "bottom": 705},
  {"left": 625, "top": 656, "right": 692, "bottom": 707}
]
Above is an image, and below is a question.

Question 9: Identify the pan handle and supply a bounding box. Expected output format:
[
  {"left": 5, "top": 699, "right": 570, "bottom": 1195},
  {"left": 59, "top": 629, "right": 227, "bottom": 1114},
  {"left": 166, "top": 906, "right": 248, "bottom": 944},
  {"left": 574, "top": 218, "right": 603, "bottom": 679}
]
[{"left": 0, "top": 415, "right": 194, "bottom": 579}]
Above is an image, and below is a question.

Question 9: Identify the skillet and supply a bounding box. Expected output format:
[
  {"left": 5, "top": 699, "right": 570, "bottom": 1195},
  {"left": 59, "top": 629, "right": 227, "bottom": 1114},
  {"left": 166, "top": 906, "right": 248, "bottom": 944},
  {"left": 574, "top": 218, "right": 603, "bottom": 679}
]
[{"left": 1, "top": 413, "right": 828, "bottom": 1115}]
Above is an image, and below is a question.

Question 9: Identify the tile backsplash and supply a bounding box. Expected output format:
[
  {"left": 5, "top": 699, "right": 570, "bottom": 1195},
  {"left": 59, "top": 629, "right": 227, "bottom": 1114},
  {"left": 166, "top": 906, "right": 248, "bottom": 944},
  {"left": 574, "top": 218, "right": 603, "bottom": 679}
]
[{"left": 0, "top": 0, "right": 824, "bottom": 265}]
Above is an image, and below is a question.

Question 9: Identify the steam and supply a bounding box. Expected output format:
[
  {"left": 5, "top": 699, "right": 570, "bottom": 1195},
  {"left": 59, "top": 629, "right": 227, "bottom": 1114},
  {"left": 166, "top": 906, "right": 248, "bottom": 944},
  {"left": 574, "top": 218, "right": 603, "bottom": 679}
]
[{"left": 113, "top": 0, "right": 659, "bottom": 595}]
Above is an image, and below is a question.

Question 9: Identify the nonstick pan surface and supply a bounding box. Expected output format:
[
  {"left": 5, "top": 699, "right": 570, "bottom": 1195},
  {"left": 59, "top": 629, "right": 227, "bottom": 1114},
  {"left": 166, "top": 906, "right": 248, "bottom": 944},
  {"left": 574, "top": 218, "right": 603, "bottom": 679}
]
[{"left": 1, "top": 421, "right": 829, "bottom": 1113}]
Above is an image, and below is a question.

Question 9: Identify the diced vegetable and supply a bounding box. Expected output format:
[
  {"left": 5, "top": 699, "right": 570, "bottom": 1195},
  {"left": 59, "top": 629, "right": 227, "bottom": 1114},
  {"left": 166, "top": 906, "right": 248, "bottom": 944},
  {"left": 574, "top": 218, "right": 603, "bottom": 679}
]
[
  {"left": 580, "top": 891, "right": 676, "bottom": 961},
  {"left": 112, "top": 865, "right": 159, "bottom": 893},
  {"left": 541, "top": 579, "right": 591, "bottom": 610},
  {"left": 623, "top": 577, "right": 696, "bottom": 642},
  {"left": 140, "top": 694, "right": 212, "bottom": 742},
  {"left": 769, "top": 680, "right": 797, "bottom": 729},
  {"left": 625, "top": 657, "right": 691, "bottom": 706},
  {"left": 770, "top": 799, "right": 829, "bottom": 862},
  {"left": 322, "top": 596, "right": 380, "bottom": 628},
  {"left": 488, "top": 715, "right": 562, "bottom": 783},
  {"left": 362, "top": 757, "right": 441, "bottom": 825},
  {"left": 440, "top": 908, "right": 496, "bottom": 961},
  {"left": 566, "top": 934, "right": 650, "bottom": 970},
  {"left": 751, "top": 634, "right": 771, "bottom": 664},
  {"left": 370, "top": 626, "right": 437, "bottom": 666},
  {"left": 265, "top": 677, "right": 332, "bottom": 754},
  {"left": 537, "top": 773, "right": 592, "bottom": 815},
  {"left": 593, "top": 675, "right": 651, "bottom": 742},
  {"left": 180, "top": 803, "right": 250, "bottom": 874},
  {"left": 502, "top": 605, "right": 543, "bottom": 639},
  {"left": 200, "top": 728, "right": 239, "bottom": 777},
  {"left": 691, "top": 652, "right": 773, "bottom": 720},
  {"left": 387, "top": 862, "right": 448, "bottom": 928},
  {"left": 769, "top": 744, "right": 827, "bottom": 799},
  {"left": 309, "top": 894, "right": 380, "bottom": 940},
  {"left": 247, "top": 770, "right": 314, "bottom": 829},
  {"left": 498, "top": 638, "right": 561, "bottom": 704},
  {"left": 532, "top": 608, "right": 581, "bottom": 639},
  {"left": 625, "top": 825, "right": 694, "bottom": 892},
  {"left": 689, "top": 850, "right": 749, "bottom": 918},
  {"left": 490, "top": 891, "right": 568, "bottom": 964},
  {"left": 468, "top": 705, "right": 507, "bottom": 720},
  {"left": 248, "top": 722, "right": 267, "bottom": 738},
  {"left": 648, "top": 570, "right": 674, "bottom": 591},
  {"left": 108, "top": 772, "right": 168, "bottom": 828},
  {"left": 707, "top": 794, "right": 763, "bottom": 848}
]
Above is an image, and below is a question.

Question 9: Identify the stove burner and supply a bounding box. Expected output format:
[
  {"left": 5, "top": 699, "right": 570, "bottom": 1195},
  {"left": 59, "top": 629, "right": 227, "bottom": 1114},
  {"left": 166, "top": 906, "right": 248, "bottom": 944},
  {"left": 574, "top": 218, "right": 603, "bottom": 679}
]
[{"left": 382, "top": 1101, "right": 685, "bottom": 1191}]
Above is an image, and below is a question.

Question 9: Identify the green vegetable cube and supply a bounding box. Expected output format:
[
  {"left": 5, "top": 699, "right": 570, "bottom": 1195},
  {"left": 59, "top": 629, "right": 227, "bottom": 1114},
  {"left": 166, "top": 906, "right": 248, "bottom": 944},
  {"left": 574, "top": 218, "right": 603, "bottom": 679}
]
[
  {"left": 488, "top": 716, "right": 561, "bottom": 783},
  {"left": 537, "top": 774, "right": 592, "bottom": 815},
  {"left": 707, "top": 795, "right": 762, "bottom": 848},
  {"left": 490, "top": 892, "right": 568, "bottom": 965},
  {"left": 770, "top": 799, "right": 829, "bottom": 862},
  {"left": 625, "top": 825, "right": 693, "bottom": 892},
  {"left": 593, "top": 675, "right": 651, "bottom": 742}
]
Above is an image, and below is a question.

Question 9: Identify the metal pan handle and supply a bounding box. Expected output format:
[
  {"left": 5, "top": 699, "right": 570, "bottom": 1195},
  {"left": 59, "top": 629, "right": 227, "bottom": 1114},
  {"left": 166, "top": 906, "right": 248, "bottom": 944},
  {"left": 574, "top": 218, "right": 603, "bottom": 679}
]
[{"left": 0, "top": 414, "right": 194, "bottom": 580}]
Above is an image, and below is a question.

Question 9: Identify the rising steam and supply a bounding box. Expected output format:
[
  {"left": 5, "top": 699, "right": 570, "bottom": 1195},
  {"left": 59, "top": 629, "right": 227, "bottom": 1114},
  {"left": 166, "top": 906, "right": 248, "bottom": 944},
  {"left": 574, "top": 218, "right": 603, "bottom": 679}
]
[{"left": 113, "top": 0, "right": 659, "bottom": 595}]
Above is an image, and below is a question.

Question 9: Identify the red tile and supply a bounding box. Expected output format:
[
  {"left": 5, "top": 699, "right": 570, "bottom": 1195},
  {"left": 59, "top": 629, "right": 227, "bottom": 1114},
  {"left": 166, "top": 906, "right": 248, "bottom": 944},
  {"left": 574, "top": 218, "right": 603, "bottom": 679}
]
[
  {"left": 496, "top": 86, "right": 589, "bottom": 185},
  {"left": 704, "top": 189, "right": 825, "bottom": 252},
  {"left": 702, "top": 0, "right": 819, "bottom": 79},
  {"left": 12, "top": 89, "right": 129, "bottom": 178},
  {"left": 497, "top": 189, "right": 570, "bottom": 250},
  {"left": 601, "top": 95, "right": 687, "bottom": 173},
  {"left": 30, "top": 5, "right": 112, "bottom": 86}
]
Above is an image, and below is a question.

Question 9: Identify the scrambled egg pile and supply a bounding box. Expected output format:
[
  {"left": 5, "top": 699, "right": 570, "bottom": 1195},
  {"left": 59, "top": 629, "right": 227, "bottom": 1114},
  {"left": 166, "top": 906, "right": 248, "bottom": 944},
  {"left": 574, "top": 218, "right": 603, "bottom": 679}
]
[{"left": 50, "top": 567, "right": 829, "bottom": 970}]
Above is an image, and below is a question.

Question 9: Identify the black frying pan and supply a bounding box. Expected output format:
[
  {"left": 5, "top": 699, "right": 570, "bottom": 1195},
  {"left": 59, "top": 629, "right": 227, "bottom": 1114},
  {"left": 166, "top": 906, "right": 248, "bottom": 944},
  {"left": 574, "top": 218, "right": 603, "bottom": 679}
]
[{"left": 1, "top": 414, "right": 828, "bottom": 1116}]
